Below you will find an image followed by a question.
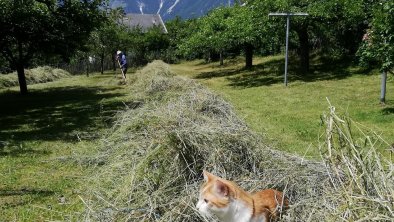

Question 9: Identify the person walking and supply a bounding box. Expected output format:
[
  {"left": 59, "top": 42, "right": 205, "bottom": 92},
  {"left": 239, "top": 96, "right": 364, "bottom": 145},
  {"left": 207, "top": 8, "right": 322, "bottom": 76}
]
[{"left": 116, "top": 50, "right": 127, "bottom": 79}]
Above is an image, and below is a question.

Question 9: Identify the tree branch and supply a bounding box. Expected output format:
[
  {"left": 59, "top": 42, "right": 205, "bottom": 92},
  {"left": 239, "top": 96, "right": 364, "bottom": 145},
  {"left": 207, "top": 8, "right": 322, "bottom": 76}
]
[{"left": 1, "top": 47, "right": 16, "bottom": 65}]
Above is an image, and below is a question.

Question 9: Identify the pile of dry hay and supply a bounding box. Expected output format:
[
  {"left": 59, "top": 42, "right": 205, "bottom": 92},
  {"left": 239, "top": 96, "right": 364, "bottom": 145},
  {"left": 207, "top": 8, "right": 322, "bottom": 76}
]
[
  {"left": 0, "top": 66, "right": 70, "bottom": 89},
  {"left": 80, "top": 61, "right": 393, "bottom": 221}
]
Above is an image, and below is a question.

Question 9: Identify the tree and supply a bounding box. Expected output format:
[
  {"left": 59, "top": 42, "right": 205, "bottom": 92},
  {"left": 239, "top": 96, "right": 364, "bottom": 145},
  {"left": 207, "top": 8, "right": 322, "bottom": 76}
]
[
  {"left": 144, "top": 26, "right": 170, "bottom": 60},
  {"left": 225, "top": 4, "right": 272, "bottom": 68},
  {"left": 179, "top": 7, "right": 233, "bottom": 65},
  {"left": 88, "top": 7, "right": 127, "bottom": 74},
  {"left": 249, "top": 0, "right": 367, "bottom": 72},
  {"left": 180, "top": 5, "right": 270, "bottom": 69},
  {"left": 0, "top": 0, "right": 104, "bottom": 94},
  {"left": 164, "top": 16, "right": 196, "bottom": 63},
  {"left": 358, "top": 1, "right": 393, "bottom": 103}
]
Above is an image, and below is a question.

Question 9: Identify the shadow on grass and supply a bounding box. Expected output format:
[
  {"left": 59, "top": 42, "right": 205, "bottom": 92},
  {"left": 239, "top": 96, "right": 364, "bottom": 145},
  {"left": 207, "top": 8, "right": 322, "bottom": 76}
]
[
  {"left": 0, "top": 188, "right": 55, "bottom": 209},
  {"left": 0, "top": 145, "right": 51, "bottom": 157},
  {"left": 195, "top": 56, "right": 368, "bottom": 88},
  {"left": 0, "top": 188, "right": 55, "bottom": 197},
  {"left": 382, "top": 107, "right": 394, "bottom": 115},
  {"left": 0, "top": 85, "right": 127, "bottom": 146},
  {"left": 195, "top": 68, "right": 241, "bottom": 79}
]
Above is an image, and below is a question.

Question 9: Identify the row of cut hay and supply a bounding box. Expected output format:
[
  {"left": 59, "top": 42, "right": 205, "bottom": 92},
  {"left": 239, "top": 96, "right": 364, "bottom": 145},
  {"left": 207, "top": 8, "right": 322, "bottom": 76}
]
[
  {"left": 80, "top": 60, "right": 393, "bottom": 221},
  {"left": 0, "top": 66, "right": 70, "bottom": 89}
]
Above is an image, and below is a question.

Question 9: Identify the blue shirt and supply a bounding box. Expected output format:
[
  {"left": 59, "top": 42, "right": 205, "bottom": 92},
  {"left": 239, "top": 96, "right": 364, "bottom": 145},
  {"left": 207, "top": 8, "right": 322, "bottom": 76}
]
[{"left": 119, "top": 54, "right": 127, "bottom": 67}]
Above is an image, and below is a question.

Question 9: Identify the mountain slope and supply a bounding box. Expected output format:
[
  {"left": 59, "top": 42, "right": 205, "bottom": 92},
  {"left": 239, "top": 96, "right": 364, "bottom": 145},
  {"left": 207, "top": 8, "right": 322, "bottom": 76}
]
[{"left": 110, "top": 0, "right": 236, "bottom": 21}]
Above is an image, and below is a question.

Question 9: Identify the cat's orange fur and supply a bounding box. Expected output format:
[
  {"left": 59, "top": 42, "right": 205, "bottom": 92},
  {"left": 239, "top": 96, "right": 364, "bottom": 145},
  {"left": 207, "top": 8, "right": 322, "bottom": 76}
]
[{"left": 196, "top": 170, "right": 288, "bottom": 222}]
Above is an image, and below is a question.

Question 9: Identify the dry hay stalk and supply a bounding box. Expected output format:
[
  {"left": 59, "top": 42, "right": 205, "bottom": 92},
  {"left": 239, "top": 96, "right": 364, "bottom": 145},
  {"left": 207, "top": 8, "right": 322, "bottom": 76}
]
[{"left": 316, "top": 99, "right": 394, "bottom": 221}]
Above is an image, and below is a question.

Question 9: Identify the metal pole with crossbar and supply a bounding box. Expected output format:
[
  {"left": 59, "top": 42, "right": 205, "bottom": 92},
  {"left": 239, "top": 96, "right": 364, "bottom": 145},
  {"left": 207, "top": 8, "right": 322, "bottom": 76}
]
[{"left": 269, "top": 12, "right": 308, "bottom": 86}]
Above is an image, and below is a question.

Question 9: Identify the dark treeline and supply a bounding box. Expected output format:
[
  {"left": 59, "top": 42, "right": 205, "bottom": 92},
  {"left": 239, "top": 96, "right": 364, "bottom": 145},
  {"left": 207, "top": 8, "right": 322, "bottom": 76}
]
[{"left": 0, "top": 0, "right": 392, "bottom": 94}]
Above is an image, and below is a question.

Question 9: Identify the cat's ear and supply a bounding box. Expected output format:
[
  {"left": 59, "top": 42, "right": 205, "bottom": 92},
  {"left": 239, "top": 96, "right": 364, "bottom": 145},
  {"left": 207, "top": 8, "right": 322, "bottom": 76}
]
[
  {"left": 214, "top": 180, "right": 229, "bottom": 197},
  {"left": 203, "top": 170, "right": 215, "bottom": 182}
]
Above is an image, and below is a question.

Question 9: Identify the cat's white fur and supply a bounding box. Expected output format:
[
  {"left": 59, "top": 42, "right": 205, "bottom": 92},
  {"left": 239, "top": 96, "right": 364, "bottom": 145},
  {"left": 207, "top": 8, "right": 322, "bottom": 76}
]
[{"left": 196, "top": 197, "right": 266, "bottom": 222}]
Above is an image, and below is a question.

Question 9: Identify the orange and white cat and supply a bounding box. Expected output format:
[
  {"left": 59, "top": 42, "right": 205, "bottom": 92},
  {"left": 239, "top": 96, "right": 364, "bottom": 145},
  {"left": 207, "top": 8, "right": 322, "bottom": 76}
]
[{"left": 196, "top": 170, "right": 288, "bottom": 222}]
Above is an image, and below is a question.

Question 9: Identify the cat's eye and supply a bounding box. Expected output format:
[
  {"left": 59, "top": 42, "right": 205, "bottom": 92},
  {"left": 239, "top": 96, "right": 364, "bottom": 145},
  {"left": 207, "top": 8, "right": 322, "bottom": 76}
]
[{"left": 204, "top": 199, "right": 208, "bottom": 203}]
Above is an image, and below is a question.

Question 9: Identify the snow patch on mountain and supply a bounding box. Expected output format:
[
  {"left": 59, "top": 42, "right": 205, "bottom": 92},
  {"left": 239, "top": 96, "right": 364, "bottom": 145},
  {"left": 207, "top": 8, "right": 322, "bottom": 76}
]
[
  {"left": 137, "top": 1, "right": 145, "bottom": 14},
  {"left": 110, "top": 0, "right": 236, "bottom": 21},
  {"left": 167, "top": 0, "right": 180, "bottom": 14}
]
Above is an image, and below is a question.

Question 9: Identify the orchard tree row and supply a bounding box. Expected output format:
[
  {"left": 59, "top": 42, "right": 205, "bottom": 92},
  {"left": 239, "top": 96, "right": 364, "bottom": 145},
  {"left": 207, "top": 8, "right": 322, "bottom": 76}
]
[
  {"left": 101, "top": 0, "right": 392, "bottom": 75},
  {"left": 176, "top": 0, "right": 393, "bottom": 73},
  {"left": 0, "top": 0, "right": 392, "bottom": 94}
]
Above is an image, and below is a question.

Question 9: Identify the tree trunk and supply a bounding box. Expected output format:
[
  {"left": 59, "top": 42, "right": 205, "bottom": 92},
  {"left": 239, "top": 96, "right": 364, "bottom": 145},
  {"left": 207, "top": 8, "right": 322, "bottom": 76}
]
[
  {"left": 112, "top": 53, "right": 116, "bottom": 71},
  {"left": 16, "top": 64, "right": 27, "bottom": 95},
  {"left": 219, "top": 50, "right": 224, "bottom": 66},
  {"left": 296, "top": 26, "right": 310, "bottom": 72},
  {"left": 244, "top": 43, "right": 253, "bottom": 69},
  {"left": 100, "top": 53, "right": 104, "bottom": 74},
  {"left": 86, "top": 59, "right": 89, "bottom": 77},
  {"left": 15, "top": 42, "right": 28, "bottom": 94}
]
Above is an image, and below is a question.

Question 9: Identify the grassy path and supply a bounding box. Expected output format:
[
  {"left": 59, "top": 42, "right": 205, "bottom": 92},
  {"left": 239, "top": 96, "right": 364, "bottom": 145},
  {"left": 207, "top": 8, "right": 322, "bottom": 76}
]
[
  {"left": 0, "top": 72, "right": 132, "bottom": 221},
  {"left": 171, "top": 56, "right": 394, "bottom": 158}
]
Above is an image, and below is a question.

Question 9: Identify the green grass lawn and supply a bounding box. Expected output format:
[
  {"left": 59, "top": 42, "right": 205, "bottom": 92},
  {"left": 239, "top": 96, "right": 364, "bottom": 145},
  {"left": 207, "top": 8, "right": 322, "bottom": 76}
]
[
  {"left": 0, "top": 57, "right": 393, "bottom": 220},
  {"left": 0, "top": 71, "right": 133, "bottom": 221},
  {"left": 171, "top": 56, "right": 394, "bottom": 158}
]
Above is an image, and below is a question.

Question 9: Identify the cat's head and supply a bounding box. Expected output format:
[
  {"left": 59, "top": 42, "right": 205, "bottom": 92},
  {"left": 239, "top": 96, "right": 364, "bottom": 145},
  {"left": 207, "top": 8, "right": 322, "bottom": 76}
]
[{"left": 196, "top": 170, "right": 235, "bottom": 219}]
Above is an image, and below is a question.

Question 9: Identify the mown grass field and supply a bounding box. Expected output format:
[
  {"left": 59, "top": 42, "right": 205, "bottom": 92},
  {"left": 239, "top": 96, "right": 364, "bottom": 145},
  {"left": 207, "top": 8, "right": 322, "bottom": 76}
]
[
  {"left": 0, "top": 71, "right": 134, "bottom": 221},
  {"left": 171, "top": 56, "right": 394, "bottom": 158},
  {"left": 0, "top": 57, "right": 393, "bottom": 220}
]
